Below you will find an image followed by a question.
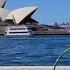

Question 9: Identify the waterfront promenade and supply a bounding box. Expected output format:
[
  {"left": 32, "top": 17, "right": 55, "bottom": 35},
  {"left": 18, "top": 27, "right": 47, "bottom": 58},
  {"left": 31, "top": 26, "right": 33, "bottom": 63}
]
[{"left": 0, "top": 66, "right": 69, "bottom": 70}]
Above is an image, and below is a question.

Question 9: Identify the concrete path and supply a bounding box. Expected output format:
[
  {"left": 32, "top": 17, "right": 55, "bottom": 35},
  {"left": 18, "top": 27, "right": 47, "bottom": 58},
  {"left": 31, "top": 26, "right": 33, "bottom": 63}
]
[{"left": 0, "top": 66, "right": 69, "bottom": 70}]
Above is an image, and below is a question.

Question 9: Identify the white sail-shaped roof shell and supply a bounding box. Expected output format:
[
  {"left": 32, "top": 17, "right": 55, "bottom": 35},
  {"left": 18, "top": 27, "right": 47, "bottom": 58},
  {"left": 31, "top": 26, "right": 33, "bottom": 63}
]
[
  {"left": 0, "top": 0, "right": 7, "bottom": 8},
  {"left": 6, "top": 7, "right": 38, "bottom": 24},
  {"left": 0, "top": 8, "right": 9, "bottom": 20}
]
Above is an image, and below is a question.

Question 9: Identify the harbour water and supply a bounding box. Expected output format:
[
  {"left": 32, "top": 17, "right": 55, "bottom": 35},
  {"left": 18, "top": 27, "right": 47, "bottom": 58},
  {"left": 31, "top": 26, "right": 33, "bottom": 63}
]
[{"left": 0, "top": 35, "right": 70, "bottom": 66}]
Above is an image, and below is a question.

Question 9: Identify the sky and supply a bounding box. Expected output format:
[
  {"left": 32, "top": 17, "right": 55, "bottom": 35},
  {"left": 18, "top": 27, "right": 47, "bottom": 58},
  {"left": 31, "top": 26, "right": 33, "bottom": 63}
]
[{"left": 5, "top": 0, "right": 70, "bottom": 24}]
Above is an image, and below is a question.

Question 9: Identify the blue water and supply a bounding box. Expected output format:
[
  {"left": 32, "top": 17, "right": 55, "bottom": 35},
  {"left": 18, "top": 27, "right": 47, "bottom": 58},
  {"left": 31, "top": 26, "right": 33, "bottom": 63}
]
[{"left": 0, "top": 35, "right": 70, "bottom": 66}]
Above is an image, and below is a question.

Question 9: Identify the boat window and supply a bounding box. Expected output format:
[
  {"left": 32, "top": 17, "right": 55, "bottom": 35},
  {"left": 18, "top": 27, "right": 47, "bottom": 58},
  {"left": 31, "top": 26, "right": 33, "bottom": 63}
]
[
  {"left": 10, "top": 28, "right": 26, "bottom": 30},
  {"left": 9, "top": 32, "right": 28, "bottom": 33}
]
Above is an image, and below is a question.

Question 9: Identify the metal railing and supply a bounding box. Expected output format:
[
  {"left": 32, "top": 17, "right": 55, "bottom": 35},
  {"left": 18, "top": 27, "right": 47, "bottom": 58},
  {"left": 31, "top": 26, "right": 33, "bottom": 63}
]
[{"left": 53, "top": 48, "right": 70, "bottom": 70}]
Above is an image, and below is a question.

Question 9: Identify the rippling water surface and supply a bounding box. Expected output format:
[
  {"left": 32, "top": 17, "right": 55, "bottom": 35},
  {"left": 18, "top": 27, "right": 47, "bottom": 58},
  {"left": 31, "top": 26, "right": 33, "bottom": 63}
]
[{"left": 0, "top": 35, "right": 70, "bottom": 66}]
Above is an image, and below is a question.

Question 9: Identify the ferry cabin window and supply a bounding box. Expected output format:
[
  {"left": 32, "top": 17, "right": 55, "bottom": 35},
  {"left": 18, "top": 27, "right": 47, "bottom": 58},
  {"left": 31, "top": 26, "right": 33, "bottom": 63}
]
[
  {"left": 10, "top": 28, "right": 26, "bottom": 30},
  {"left": 9, "top": 32, "right": 28, "bottom": 33}
]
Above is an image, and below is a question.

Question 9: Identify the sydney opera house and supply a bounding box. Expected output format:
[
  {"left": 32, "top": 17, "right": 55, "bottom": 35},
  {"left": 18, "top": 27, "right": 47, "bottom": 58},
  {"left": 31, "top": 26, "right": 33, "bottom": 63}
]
[
  {"left": 0, "top": 0, "right": 41, "bottom": 35},
  {"left": 0, "top": 0, "right": 38, "bottom": 23}
]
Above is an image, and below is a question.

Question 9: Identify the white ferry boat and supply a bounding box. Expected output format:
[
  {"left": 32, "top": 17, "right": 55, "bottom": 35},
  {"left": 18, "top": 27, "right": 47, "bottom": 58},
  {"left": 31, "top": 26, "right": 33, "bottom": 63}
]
[{"left": 5, "top": 25, "right": 31, "bottom": 36}]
